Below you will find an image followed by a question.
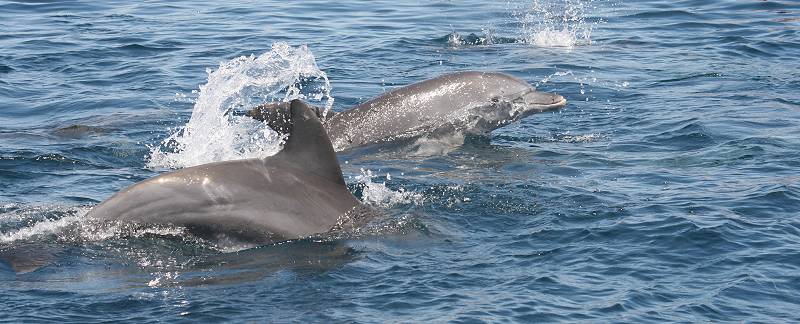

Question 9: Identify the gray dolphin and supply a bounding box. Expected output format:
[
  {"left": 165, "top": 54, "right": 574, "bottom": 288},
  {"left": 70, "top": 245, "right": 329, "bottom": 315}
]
[
  {"left": 248, "top": 71, "right": 566, "bottom": 152},
  {"left": 86, "top": 100, "right": 375, "bottom": 244}
]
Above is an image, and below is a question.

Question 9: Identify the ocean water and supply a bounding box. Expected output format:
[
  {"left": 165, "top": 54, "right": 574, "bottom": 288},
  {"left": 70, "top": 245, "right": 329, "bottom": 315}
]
[{"left": 1, "top": 0, "right": 799, "bottom": 322}]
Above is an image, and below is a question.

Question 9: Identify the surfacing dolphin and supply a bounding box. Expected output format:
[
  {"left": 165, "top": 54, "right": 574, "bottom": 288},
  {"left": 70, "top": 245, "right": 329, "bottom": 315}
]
[
  {"left": 87, "top": 100, "right": 376, "bottom": 244},
  {"left": 247, "top": 71, "right": 567, "bottom": 152}
]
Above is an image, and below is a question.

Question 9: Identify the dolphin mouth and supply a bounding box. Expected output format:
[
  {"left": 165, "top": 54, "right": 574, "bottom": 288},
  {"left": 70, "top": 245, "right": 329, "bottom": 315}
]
[{"left": 514, "top": 89, "right": 567, "bottom": 113}]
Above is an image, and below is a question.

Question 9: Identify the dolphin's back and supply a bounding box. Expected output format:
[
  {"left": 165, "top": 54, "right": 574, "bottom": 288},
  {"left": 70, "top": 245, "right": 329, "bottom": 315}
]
[
  {"left": 87, "top": 100, "right": 364, "bottom": 243},
  {"left": 245, "top": 71, "right": 565, "bottom": 152},
  {"left": 323, "top": 72, "right": 535, "bottom": 150},
  {"left": 88, "top": 159, "right": 358, "bottom": 241}
]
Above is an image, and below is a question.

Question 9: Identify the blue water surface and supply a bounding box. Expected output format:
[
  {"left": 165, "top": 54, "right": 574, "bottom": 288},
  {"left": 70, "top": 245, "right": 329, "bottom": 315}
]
[{"left": 1, "top": 0, "right": 800, "bottom": 322}]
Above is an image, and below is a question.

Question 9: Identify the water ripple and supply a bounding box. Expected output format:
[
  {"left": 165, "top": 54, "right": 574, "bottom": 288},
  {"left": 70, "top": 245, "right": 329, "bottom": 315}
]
[{"left": 1, "top": 0, "right": 799, "bottom": 322}]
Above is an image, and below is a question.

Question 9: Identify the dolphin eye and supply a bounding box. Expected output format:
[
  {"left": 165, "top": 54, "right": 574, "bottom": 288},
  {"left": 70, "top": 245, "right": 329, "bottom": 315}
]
[{"left": 491, "top": 96, "right": 500, "bottom": 103}]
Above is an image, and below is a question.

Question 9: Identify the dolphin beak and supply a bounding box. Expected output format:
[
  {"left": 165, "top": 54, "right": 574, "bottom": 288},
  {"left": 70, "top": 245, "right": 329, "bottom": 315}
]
[{"left": 517, "top": 90, "right": 567, "bottom": 113}]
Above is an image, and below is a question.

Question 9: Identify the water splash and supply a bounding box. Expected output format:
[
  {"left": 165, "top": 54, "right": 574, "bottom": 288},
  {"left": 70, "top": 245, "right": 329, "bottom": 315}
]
[
  {"left": 354, "top": 169, "right": 423, "bottom": 208},
  {"left": 443, "top": 30, "right": 519, "bottom": 47},
  {"left": 147, "top": 42, "right": 333, "bottom": 169},
  {"left": 0, "top": 205, "right": 190, "bottom": 245},
  {"left": 515, "top": 0, "right": 598, "bottom": 48},
  {"left": 0, "top": 215, "right": 82, "bottom": 244},
  {"left": 0, "top": 205, "right": 86, "bottom": 244}
]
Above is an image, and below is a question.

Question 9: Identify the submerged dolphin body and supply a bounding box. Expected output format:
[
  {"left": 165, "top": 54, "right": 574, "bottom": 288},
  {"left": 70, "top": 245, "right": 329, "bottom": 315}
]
[
  {"left": 87, "top": 100, "right": 374, "bottom": 244},
  {"left": 248, "top": 71, "right": 567, "bottom": 152}
]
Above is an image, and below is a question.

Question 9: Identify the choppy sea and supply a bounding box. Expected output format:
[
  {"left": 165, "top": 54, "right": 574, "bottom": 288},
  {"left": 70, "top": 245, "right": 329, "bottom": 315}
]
[{"left": 1, "top": 0, "right": 799, "bottom": 322}]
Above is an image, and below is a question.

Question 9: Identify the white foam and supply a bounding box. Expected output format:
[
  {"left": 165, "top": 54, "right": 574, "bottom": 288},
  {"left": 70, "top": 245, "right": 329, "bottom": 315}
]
[
  {"left": 531, "top": 29, "right": 578, "bottom": 48},
  {"left": 515, "top": 0, "right": 597, "bottom": 49},
  {"left": 0, "top": 215, "right": 82, "bottom": 244},
  {"left": 0, "top": 204, "right": 197, "bottom": 246},
  {"left": 147, "top": 42, "right": 333, "bottom": 169},
  {"left": 557, "top": 132, "right": 602, "bottom": 143},
  {"left": 355, "top": 169, "right": 423, "bottom": 208},
  {"left": 148, "top": 271, "right": 179, "bottom": 287}
]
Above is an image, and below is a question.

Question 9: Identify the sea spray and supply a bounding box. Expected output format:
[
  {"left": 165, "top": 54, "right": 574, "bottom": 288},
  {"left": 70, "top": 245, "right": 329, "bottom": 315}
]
[
  {"left": 147, "top": 42, "right": 333, "bottom": 169},
  {"left": 355, "top": 169, "right": 423, "bottom": 208},
  {"left": 515, "top": 0, "right": 599, "bottom": 48}
]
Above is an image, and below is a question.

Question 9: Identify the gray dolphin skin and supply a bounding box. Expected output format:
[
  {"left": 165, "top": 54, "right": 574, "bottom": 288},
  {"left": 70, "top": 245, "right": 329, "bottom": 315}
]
[
  {"left": 248, "top": 71, "right": 567, "bottom": 151},
  {"left": 87, "top": 100, "right": 373, "bottom": 244}
]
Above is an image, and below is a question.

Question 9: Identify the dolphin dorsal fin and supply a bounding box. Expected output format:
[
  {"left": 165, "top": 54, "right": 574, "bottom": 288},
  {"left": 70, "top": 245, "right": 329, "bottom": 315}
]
[{"left": 271, "top": 100, "right": 345, "bottom": 185}]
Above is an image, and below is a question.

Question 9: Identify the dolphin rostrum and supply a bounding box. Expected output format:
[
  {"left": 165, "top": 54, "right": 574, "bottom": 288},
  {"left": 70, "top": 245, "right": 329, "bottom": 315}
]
[
  {"left": 248, "top": 71, "right": 567, "bottom": 152},
  {"left": 87, "top": 100, "right": 375, "bottom": 244}
]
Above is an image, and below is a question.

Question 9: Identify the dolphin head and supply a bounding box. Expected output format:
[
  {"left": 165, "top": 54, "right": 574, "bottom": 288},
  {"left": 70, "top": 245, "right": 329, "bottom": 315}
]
[
  {"left": 246, "top": 101, "right": 331, "bottom": 134},
  {"left": 472, "top": 71, "right": 566, "bottom": 119},
  {"left": 442, "top": 72, "right": 567, "bottom": 135},
  {"left": 463, "top": 88, "right": 567, "bottom": 135},
  {"left": 514, "top": 88, "right": 567, "bottom": 115},
  {"left": 246, "top": 102, "right": 293, "bottom": 134}
]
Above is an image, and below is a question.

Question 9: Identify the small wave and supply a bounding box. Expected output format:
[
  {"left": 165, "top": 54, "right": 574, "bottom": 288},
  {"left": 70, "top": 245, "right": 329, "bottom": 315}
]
[
  {"left": 623, "top": 10, "right": 701, "bottom": 20},
  {"left": 774, "top": 16, "right": 800, "bottom": 24},
  {"left": 657, "top": 72, "right": 723, "bottom": 83},
  {"left": 0, "top": 204, "right": 196, "bottom": 246},
  {"left": 104, "top": 13, "right": 140, "bottom": 21},
  {"left": 0, "top": 152, "right": 90, "bottom": 169},
  {"left": 775, "top": 97, "right": 800, "bottom": 108},
  {"left": 0, "top": 215, "right": 81, "bottom": 244},
  {"left": 147, "top": 42, "right": 333, "bottom": 169},
  {"left": 734, "top": 184, "right": 800, "bottom": 215},
  {"left": 51, "top": 124, "right": 109, "bottom": 138},
  {"left": 730, "top": 44, "right": 779, "bottom": 58},
  {"left": 726, "top": 1, "right": 794, "bottom": 11},
  {"left": 495, "top": 132, "right": 603, "bottom": 144},
  {"left": 0, "top": 64, "right": 12, "bottom": 74},
  {"left": 0, "top": 205, "right": 89, "bottom": 244},
  {"left": 553, "top": 132, "right": 603, "bottom": 143},
  {"left": 643, "top": 121, "right": 717, "bottom": 151},
  {"left": 662, "top": 22, "right": 743, "bottom": 30},
  {"left": 440, "top": 32, "right": 519, "bottom": 47},
  {"left": 116, "top": 44, "right": 183, "bottom": 54}
]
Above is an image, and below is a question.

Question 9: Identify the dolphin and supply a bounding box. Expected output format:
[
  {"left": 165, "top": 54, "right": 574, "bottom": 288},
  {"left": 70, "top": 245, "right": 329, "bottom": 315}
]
[
  {"left": 86, "top": 100, "right": 376, "bottom": 245},
  {"left": 247, "top": 71, "right": 567, "bottom": 152}
]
